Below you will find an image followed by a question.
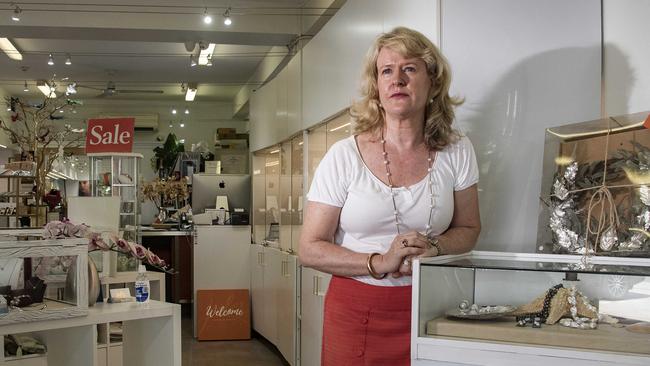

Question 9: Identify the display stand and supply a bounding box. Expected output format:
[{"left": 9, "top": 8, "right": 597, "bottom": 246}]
[
  {"left": 411, "top": 251, "right": 650, "bottom": 366},
  {"left": 88, "top": 153, "right": 142, "bottom": 241},
  {"left": 0, "top": 301, "right": 181, "bottom": 366}
]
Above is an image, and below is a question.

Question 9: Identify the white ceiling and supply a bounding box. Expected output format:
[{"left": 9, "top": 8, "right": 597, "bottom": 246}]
[{"left": 0, "top": 0, "right": 340, "bottom": 106}]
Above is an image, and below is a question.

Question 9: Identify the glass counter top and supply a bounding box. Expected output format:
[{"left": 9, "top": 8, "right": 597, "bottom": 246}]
[{"left": 420, "top": 251, "right": 650, "bottom": 276}]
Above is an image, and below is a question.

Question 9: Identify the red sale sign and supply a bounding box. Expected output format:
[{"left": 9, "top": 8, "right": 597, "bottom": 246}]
[{"left": 85, "top": 118, "right": 135, "bottom": 153}]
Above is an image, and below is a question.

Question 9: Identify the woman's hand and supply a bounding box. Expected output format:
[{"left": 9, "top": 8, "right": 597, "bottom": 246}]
[
  {"left": 390, "top": 232, "right": 439, "bottom": 278},
  {"left": 369, "top": 231, "right": 426, "bottom": 277}
]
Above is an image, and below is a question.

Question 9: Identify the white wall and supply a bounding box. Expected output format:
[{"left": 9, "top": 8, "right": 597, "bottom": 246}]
[
  {"left": 603, "top": 0, "right": 650, "bottom": 116},
  {"left": 443, "top": 0, "right": 601, "bottom": 252}
]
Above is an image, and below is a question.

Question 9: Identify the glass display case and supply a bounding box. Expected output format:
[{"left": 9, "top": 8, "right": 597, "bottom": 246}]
[
  {"left": 290, "top": 135, "right": 304, "bottom": 253},
  {"left": 279, "top": 141, "right": 292, "bottom": 252},
  {"left": 252, "top": 146, "right": 281, "bottom": 248},
  {"left": 89, "top": 153, "right": 142, "bottom": 272},
  {"left": 0, "top": 229, "right": 88, "bottom": 326},
  {"left": 252, "top": 151, "right": 268, "bottom": 245},
  {"left": 413, "top": 251, "right": 650, "bottom": 364}
]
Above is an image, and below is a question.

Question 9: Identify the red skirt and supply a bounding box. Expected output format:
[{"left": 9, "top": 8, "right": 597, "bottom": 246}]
[{"left": 322, "top": 276, "right": 412, "bottom": 366}]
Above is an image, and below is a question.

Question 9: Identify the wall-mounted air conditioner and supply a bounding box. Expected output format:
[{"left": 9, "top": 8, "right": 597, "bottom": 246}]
[{"left": 95, "top": 114, "right": 159, "bottom": 131}]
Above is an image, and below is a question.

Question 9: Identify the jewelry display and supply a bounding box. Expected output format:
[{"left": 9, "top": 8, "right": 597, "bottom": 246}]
[
  {"left": 446, "top": 301, "right": 515, "bottom": 320},
  {"left": 458, "top": 300, "right": 470, "bottom": 312},
  {"left": 513, "top": 284, "right": 598, "bottom": 325},
  {"left": 557, "top": 286, "right": 598, "bottom": 330}
]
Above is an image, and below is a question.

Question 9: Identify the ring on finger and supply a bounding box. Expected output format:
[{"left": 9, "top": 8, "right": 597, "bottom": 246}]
[
  {"left": 401, "top": 239, "right": 409, "bottom": 248},
  {"left": 403, "top": 258, "right": 411, "bottom": 266}
]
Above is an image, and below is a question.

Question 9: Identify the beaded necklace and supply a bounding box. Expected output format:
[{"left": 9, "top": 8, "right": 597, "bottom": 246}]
[{"left": 380, "top": 130, "right": 436, "bottom": 235}]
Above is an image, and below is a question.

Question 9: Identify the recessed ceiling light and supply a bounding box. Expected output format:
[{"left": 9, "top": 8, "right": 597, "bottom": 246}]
[
  {"left": 180, "top": 123, "right": 185, "bottom": 128},
  {"left": 65, "top": 54, "right": 71, "bottom": 65},
  {"left": 184, "top": 107, "right": 189, "bottom": 115},
  {"left": 180, "top": 139, "right": 185, "bottom": 143},
  {"left": 171, "top": 108, "right": 177, "bottom": 115},
  {"left": 203, "top": 8, "right": 212, "bottom": 24},
  {"left": 47, "top": 53, "right": 54, "bottom": 65},
  {"left": 169, "top": 122, "right": 173, "bottom": 128}
]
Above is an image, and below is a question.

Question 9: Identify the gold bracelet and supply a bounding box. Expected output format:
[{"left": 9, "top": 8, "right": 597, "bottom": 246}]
[
  {"left": 429, "top": 237, "right": 443, "bottom": 256},
  {"left": 367, "top": 252, "right": 387, "bottom": 280}
]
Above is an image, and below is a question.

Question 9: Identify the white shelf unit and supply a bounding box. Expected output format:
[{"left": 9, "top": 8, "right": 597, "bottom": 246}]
[{"left": 0, "top": 301, "right": 181, "bottom": 366}]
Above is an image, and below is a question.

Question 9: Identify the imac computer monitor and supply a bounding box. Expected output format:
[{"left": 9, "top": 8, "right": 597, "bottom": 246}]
[{"left": 192, "top": 174, "right": 251, "bottom": 214}]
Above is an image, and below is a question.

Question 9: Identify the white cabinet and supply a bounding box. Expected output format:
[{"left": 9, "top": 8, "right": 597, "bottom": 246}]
[
  {"left": 250, "top": 244, "right": 279, "bottom": 344},
  {"left": 250, "top": 245, "right": 299, "bottom": 365},
  {"left": 0, "top": 301, "right": 180, "bottom": 366},
  {"left": 193, "top": 225, "right": 251, "bottom": 337},
  {"left": 276, "top": 253, "right": 298, "bottom": 365},
  {"left": 299, "top": 266, "right": 330, "bottom": 366}
]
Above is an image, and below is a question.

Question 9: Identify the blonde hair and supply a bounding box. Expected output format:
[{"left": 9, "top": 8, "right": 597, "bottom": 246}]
[{"left": 350, "top": 26, "right": 462, "bottom": 150}]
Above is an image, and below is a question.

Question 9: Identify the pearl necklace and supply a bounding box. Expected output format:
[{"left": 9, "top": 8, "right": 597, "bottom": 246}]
[{"left": 381, "top": 131, "right": 436, "bottom": 235}]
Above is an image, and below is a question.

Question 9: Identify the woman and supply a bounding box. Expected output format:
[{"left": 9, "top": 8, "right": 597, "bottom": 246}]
[{"left": 299, "top": 27, "right": 481, "bottom": 365}]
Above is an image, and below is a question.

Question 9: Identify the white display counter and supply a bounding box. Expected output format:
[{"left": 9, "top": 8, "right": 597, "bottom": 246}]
[{"left": 0, "top": 301, "right": 181, "bottom": 366}]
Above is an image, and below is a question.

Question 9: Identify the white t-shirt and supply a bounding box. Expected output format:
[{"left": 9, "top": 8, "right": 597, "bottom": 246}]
[{"left": 307, "top": 135, "right": 479, "bottom": 286}]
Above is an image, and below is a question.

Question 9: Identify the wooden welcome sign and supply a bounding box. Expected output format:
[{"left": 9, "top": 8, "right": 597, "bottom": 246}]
[{"left": 196, "top": 289, "right": 250, "bottom": 341}]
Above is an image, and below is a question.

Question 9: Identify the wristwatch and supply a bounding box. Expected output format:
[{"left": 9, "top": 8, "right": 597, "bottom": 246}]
[{"left": 428, "top": 237, "right": 443, "bottom": 256}]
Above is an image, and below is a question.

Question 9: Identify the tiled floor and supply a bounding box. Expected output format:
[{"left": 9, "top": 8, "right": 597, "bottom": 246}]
[{"left": 181, "top": 317, "right": 288, "bottom": 366}]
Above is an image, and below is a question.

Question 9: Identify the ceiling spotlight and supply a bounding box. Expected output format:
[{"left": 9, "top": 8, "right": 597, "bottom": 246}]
[
  {"left": 180, "top": 139, "right": 185, "bottom": 143},
  {"left": 169, "top": 122, "right": 173, "bottom": 128},
  {"left": 184, "top": 107, "right": 189, "bottom": 115},
  {"left": 11, "top": 5, "right": 21, "bottom": 22},
  {"left": 47, "top": 53, "right": 54, "bottom": 65},
  {"left": 223, "top": 7, "right": 232, "bottom": 26},
  {"left": 189, "top": 55, "right": 197, "bottom": 67},
  {"left": 23, "top": 80, "right": 28, "bottom": 92},
  {"left": 65, "top": 54, "right": 71, "bottom": 65},
  {"left": 180, "top": 123, "right": 185, "bottom": 128},
  {"left": 171, "top": 108, "right": 177, "bottom": 115},
  {"left": 203, "top": 8, "right": 212, "bottom": 24}
]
